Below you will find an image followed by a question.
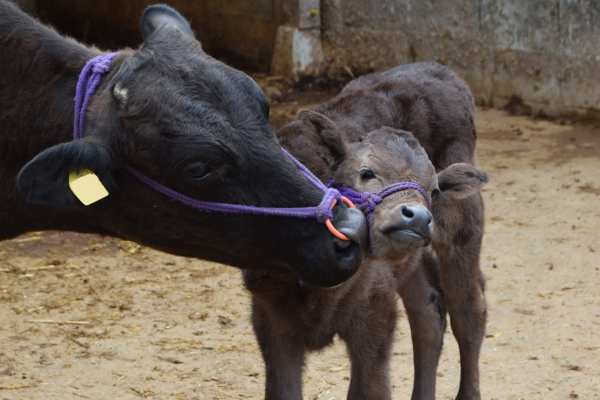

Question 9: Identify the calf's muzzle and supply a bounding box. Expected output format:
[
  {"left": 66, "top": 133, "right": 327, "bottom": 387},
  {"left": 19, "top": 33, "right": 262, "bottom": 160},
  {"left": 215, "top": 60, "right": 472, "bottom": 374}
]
[{"left": 380, "top": 204, "right": 433, "bottom": 245}]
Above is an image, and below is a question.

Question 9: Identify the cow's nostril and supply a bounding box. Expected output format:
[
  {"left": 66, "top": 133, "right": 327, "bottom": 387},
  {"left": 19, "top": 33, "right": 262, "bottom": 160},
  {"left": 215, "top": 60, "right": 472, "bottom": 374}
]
[
  {"left": 333, "top": 239, "right": 359, "bottom": 263},
  {"left": 401, "top": 205, "right": 414, "bottom": 219},
  {"left": 333, "top": 237, "right": 352, "bottom": 251}
]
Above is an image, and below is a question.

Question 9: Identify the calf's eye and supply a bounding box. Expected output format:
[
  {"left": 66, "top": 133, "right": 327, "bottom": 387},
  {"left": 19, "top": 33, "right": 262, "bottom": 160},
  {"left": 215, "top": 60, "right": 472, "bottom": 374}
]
[
  {"left": 359, "top": 169, "right": 376, "bottom": 181},
  {"left": 184, "top": 162, "right": 212, "bottom": 181},
  {"left": 432, "top": 188, "right": 442, "bottom": 198}
]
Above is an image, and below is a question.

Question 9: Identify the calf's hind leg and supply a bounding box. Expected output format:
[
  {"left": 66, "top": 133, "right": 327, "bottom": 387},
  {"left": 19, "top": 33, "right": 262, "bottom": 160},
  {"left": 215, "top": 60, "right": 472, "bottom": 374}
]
[
  {"left": 397, "top": 252, "right": 446, "bottom": 400},
  {"left": 250, "top": 300, "right": 305, "bottom": 400},
  {"left": 434, "top": 194, "right": 487, "bottom": 400}
]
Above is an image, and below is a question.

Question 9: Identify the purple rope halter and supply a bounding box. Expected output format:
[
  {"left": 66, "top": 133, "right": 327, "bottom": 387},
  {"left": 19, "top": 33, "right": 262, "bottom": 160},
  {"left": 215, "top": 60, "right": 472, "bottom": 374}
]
[
  {"left": 74, "top": 52, "right": 120, "bottom": 140},
  {"left": 73, "top": 53, "right": 343, "bottom": 224},
  {"left": 328, "top": 178, "right": 431, "bottom": 229}
]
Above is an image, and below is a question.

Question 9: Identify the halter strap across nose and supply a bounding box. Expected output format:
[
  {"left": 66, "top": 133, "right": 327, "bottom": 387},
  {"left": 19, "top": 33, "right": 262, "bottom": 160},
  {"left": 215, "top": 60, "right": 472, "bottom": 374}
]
[
  {"left": 72, "top": 53, "right": 354, "bottom": 240},
  {"left": 328, "top": 178, "right": 431, "bottom": 229}
]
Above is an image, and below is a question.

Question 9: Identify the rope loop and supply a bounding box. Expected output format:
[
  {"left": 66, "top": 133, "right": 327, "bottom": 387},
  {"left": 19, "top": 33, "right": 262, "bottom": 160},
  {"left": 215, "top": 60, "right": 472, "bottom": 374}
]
[{"left": 316, "top": 187, "right": 343, "bottom": 224}]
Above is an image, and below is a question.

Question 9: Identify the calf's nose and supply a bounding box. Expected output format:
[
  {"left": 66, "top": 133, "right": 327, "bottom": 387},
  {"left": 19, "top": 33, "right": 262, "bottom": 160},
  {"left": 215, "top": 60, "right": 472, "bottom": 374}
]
[{"left": 398, "top": 205, "right": 433, "bottom": 240}]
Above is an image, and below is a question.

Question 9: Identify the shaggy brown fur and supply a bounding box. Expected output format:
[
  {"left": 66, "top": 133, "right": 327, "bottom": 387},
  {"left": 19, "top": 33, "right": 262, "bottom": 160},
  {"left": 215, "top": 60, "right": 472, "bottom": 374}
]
[{"left": 245, "top": 62, "right": 488, "bottom": 400}]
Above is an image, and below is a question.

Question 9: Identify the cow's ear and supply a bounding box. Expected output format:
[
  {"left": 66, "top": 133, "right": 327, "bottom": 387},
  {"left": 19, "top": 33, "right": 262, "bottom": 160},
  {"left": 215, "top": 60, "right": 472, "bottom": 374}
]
[
  {"left": 16, "top": 138, "right": 114, "bottom": 210},
  {"left": 435, "top": 163, "right": 488, "bottom": 201},
  {"left": 296, "top": 109, "right": 347, "bottom": 168},
  {"left": 140, "top": 4, "right": 194, "bottom": 40}
]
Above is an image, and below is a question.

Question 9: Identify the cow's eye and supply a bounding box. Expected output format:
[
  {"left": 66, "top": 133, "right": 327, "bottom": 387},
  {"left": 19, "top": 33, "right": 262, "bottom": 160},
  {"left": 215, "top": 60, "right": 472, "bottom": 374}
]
[
  {"left": 432, "top": 188, "right": 442, "bottom": 198},
  {"left": 184, "top": 162, "right": 212, "bottom": 181},
  {"left": 359, "top": 169, "right": 376, "bottom": 181}
]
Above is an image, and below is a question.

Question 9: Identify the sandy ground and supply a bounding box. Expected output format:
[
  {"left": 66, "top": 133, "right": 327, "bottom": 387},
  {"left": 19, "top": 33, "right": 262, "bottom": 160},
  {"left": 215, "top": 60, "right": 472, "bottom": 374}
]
[{"left": 0, "top": 98, "right": 599, "bottom": 400}]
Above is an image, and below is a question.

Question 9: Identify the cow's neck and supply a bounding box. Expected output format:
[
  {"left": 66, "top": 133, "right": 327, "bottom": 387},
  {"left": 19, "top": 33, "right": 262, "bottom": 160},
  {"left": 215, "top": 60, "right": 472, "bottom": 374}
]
[
  {"left": 0, "top": 1, "right": 96, "bottom": 167},
  {"left": 0, "top": 2, "right": 106, "bottom": 239}
]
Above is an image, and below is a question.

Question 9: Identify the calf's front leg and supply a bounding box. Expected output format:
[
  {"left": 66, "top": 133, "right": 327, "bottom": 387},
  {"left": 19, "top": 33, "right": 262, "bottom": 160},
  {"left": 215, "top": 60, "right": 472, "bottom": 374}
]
[
  {"left": 251, "top": 300, "right": 305, "bottom": 400},
  {"left": 341, "top": 289, "right": 397, "bottom": 400},
  {"left": 397, "top": 254, "right": 446, "bottom": 400}
]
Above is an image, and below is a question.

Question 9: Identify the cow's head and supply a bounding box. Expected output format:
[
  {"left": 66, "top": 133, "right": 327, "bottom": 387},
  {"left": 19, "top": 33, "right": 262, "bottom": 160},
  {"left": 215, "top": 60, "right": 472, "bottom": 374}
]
[
  {"left": 280, "top": 110, "right": 488, "bottom": 261},
  {"left": 16, "top": 6, "right": 367, "bottom": 288}
]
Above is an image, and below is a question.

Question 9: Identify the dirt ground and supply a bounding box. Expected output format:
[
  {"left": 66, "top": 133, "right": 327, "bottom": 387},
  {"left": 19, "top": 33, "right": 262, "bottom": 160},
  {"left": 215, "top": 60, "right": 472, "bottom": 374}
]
[{"left": 1, "top": 94, "right": 599, "bottom": 400}]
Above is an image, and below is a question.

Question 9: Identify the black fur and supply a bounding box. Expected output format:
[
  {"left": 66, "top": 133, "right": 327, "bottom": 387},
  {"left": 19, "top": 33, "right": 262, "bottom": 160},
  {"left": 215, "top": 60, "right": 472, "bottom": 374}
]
[
  {"left": 0, "top": 1, "right": 367, "bottom": 287},
  {"left": 140, "top": 4, "right": 195, "bottom": 40}
]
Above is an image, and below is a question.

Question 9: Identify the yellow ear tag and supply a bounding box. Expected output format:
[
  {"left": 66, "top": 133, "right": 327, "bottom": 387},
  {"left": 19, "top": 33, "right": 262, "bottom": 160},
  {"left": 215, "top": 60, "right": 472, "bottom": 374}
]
[{"left": 68, "top": 169, "right": 109, "bottom": 206}]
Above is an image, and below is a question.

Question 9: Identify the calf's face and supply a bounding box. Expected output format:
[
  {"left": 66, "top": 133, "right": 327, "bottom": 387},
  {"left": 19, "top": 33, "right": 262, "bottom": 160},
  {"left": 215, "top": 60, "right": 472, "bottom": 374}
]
[
  {"left": 15, "top": 7, "right": 367, "bottom": 287},
  {"left": 280, "top": 110, "right": 488, "bottom": 261},
  {"left": 335, "top": 129, "right": 437, "bottom": 260}
]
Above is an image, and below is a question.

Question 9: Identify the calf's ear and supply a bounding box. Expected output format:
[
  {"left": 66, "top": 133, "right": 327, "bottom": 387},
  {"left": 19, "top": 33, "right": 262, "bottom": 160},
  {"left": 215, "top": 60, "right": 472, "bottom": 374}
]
[
  {"left": 296, "top": 109, "right": 347, "bottom": 168},
  {"left": 140, "top": 4, "right": 195, "bottom": 40},
  {"left": 16, "top": 138, "right": 114, "bottom": 210},
  {"left": 435, "top": 163, "right": 488, "bottom": 200}
]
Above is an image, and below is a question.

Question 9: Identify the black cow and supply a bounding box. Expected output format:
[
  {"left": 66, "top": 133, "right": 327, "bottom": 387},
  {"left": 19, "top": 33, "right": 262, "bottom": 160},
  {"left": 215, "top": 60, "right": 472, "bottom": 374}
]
[{"left": 0, "top": 1, "right": 366, "bottom": 287}]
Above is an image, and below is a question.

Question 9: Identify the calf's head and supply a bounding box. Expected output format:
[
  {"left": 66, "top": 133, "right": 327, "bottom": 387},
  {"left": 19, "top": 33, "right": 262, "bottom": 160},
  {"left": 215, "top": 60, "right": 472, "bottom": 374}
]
[
  {"left": 281, "top": 110, "right": 488, "bottom": 261},
  {"left": 15, "top": 6, "right": 367, "bottom": 287}
]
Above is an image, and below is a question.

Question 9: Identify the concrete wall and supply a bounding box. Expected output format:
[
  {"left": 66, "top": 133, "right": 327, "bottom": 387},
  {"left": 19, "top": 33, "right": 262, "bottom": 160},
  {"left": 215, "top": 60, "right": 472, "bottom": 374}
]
[
  {"left": 14, "top": 0, "right": 600, "bottom": 115},
  {"left": 320, "top": 0, "right": 600, "bottom": 117}
]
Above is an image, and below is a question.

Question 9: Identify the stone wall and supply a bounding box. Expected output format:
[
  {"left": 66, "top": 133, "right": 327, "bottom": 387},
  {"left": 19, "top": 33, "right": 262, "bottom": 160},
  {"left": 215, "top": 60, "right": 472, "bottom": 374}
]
[{"left": 320, "top": 0, "right": 600, "bottom": 117}]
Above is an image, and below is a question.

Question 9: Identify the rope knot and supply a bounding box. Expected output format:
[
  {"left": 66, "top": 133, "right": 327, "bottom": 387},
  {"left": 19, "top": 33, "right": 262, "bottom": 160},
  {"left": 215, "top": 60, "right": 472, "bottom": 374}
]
[
  {"left": 316, "top": 187, "right": 343, "bottom": 224},
  {"left": 92, "top": 59, "right": 112, "bottom": 74},
  {"left": 359, "top": 192, "right": 382, "bottom": 220}
]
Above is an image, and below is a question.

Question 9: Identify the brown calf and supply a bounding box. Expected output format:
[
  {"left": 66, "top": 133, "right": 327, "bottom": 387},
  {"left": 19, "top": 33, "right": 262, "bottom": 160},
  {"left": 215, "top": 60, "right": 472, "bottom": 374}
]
[
  {"left": 244, "top": 127, "right": 487, "bottom": 399},
  {"left": 245, "top": 62, "right": 488, "bottom": 400}
]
